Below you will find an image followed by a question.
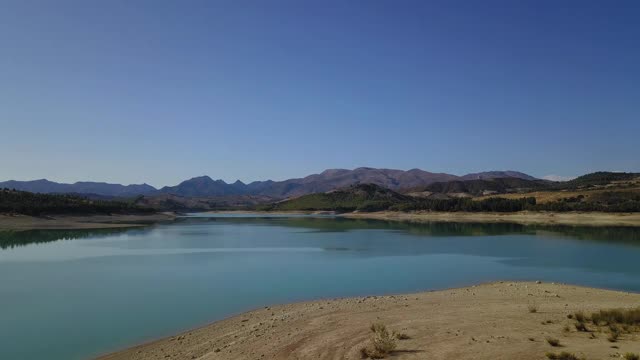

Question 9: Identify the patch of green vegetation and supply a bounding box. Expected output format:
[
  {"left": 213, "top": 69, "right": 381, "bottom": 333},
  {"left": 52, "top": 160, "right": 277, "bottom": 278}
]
[
  {"left": 268, "top": 179, "right": 640, "bottom": 213},
  {"left": 0, "top": 189, "right": 154, "bottom": 216},
  {"left": 413, "top": 177, "right": 550, "bottom": 196},
  {"left": 559, "top": 172, "right": 640, "bottom": 190}
]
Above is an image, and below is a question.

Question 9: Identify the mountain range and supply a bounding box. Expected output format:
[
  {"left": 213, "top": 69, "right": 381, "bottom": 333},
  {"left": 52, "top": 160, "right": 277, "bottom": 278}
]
[{"left": 0, "top": 168, "right": 537, "bottom": 198}]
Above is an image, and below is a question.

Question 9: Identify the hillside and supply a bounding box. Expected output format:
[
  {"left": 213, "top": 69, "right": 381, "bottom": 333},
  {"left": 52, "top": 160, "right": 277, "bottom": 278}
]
[
  {"left": 475, "top": 172, "right": 640, "bottom": 209},
  {"left": 405, "top": 178, "right": 552, "bottom": 198},
  {"left": 266, "top": 173, "right": 640, "bottom": 213},
  {"left": 134, "top": 193, "right": 273, "bottom": 212},
  {"left": 264, "top": 184, "right": 412, "bottom": 212},
  {"left": 0, "top": 189, "right": 155, "bottom": 216},
  {"left": 556, "top": 171, "right": 640, "bottom": 190}
]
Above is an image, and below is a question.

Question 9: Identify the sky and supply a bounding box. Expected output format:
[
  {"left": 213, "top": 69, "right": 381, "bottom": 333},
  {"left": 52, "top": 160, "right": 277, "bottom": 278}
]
[{"left": 1, "top": 0, "right": 639, "bottom": 187}]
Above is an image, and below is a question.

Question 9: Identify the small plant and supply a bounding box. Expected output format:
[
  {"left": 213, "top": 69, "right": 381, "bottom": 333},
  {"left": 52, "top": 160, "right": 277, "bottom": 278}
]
[
  {"left": 546, "top": 337, "right": 561, "bottom": 347},
  {"left": 393, "top": 331, "right": 410, "bottom": 340},
  {"left": 624, "top": 353, "right": 640, "bottom": 360},
  {"left": 361, "top": 323, "right": 397, "bottom": 359},
  {"left": 545, "top": 352, "right": 582, "bottom": 360},
  {"left": 607, "top": 326, "right": 620, "bottom": 342},
  {"left": 528, "top": 303, "right": 538, "bottom": 313},
  {"left": 574, "top": 322, "right": 589, "bottom": 332},
  {"left": 573, "top": 311, "right": 587, "bottom": 323}
]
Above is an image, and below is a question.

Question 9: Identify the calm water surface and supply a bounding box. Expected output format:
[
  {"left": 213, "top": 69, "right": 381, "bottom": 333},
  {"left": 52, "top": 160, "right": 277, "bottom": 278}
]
[{"left": 1, "top": 215, "right": 640, "bottom": 360}]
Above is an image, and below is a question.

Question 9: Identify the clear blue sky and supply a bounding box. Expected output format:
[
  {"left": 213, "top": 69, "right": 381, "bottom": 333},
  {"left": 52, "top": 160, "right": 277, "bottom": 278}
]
[{"left": 1, "top": 0, "right": 638, "bottom": 187}]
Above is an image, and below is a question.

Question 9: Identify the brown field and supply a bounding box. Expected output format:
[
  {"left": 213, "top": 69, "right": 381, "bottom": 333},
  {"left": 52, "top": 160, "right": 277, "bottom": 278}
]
[{"left": 475, "top": 187, "right": 640, "bottom": 204}]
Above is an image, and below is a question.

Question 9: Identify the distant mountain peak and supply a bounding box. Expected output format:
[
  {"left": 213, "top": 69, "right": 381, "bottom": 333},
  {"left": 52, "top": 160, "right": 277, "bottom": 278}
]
[
  {"left": 1, "top": 168, "right": 538, "bottom": 199},
  {"left": 187, "top": 175, "right": 214, "bottom": 182}
]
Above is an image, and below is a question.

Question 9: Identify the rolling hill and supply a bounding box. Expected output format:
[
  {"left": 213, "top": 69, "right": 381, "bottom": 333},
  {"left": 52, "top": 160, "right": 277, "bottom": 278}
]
[{"left": 0, "top": 179, "right": 156, "bottom": 197}]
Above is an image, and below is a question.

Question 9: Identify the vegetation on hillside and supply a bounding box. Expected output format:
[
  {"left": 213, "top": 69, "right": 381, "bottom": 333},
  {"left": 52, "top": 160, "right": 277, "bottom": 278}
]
[
  {"left": 261, "top": 184, "right": 411, "bottom": 212},
  {"left": 266, "top": 180, "right": 640, "bottom": 213},
  {"left": 0, "top": 188, "right": 154, "bottom": 216},
  {"left": 558, "top": 172, "right": 639, "bottom": 190},
  {"left": 407, "top": 177, "right": 550, "bottom": 196}
]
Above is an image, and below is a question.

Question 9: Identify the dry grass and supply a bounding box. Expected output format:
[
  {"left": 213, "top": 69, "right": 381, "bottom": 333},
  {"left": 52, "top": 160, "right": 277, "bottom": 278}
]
[
  {"left": 607, "top": 325, "right": 620, "bottom": 342},
  {"left": 360, "top": 323, "right": 397, "bottom": 359},
  {"left": 573, "top": 311, "right": 587, "bottom": 323},
  {"left": 624, "top": 353, "right": 640, "bottom": 360},
  {"left": 546, "top": 337, "right": 561, "bottom": 347},
  {"left": 574, "top": 322, "right": 589, "bottom": 332},
  {"left": 591, "top": 307, "right": 640, "bottom": 326},
  {"left": 545, "top": 351, "right": 583, "bottom": 360}
]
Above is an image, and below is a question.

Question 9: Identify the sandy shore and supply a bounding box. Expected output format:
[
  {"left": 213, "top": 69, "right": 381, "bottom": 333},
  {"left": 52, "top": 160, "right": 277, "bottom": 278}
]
[
  {"left": 343, "top": 211, "right": 640, "bottom": 227},
  {"left": 0, "top": 213, "right": 176, "bottom": 230},
  {"left": 205, "top": 210, "right": 336, "bottom": 215},
  {"left": 99, "top": 282, "right": 640, "bottom": 360}
]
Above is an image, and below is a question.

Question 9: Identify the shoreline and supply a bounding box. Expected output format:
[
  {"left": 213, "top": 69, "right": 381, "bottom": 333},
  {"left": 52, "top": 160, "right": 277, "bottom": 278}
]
[
  {"left": 98, "top": 281, "right": 640, "bottom": 360},
  {"left": 3, "top": 210, "right": 639, "bottom": 230},
  {"left": 342, "top": 210, "right": 640, "bottom": 227},
  {"left": 0, "top": 213, "right": 176, "bottom": 230}
]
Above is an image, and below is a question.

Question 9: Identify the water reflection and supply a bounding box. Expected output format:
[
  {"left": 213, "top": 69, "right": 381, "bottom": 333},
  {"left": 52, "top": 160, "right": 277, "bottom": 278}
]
[
  {"left": 2, "top": 216, "right": 639, "bottom": 250},
  {"left": 0, "top": 228, "right": 134, "bottom": 249}
]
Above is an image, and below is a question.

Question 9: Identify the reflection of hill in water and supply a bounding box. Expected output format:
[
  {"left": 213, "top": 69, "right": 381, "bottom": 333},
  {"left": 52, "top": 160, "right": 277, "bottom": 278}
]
[
  {"left": 178, "top": 216, "right": 640, "bottom": 245},
  {"left": 2, "top": 216, "right": 639, "bottom": 249},
  {"left": 0, "top": 228, "right": 135, "bottom": 249}
]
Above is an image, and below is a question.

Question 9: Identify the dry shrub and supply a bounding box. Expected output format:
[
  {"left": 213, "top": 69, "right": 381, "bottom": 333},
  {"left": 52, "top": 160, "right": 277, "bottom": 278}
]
[
  {"left": 361, "top": 323, "right": 397, "bottom": 359},
  {"left": 591, "top": 307, "right": 640, "bottom": 326},
  {"left": 546, "top": 337, "right": 561, "bottom": 347},
  {"left": 545, "top": 351, "right": 582, "bottom": 360},
  {"left": 574, "top": 322, "right": 589, "bottom": 332}
]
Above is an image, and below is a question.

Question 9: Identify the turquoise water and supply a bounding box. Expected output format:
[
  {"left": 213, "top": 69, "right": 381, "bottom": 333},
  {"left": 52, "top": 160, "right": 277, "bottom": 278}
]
[{"left": 1, "top": 215, "right": 640, "bottom": 360}]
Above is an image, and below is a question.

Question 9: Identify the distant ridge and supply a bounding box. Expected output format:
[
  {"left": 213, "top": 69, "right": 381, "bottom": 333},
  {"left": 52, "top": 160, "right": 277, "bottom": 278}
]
[
  {"left": 461, "top": 171, "right": 537, "bottom": 181},
  {"left": 0, "top": 179, "right": 156, "bottom": 197},
  {"left": 0, "top": 168, "right": 537, "bottom": 198},
  {"left": 155, "top": 168, "right": 536, "bottom": 198}
]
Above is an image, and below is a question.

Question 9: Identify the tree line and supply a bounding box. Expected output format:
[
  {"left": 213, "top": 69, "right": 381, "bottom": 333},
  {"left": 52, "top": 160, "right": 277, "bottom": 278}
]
[{"left": 0, "top": 188, "right": 155, "bottom": 216}]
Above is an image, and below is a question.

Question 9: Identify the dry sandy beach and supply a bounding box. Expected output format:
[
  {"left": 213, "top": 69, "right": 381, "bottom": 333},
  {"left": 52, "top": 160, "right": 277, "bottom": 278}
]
[
  {"left": 344, "top": 211, "right": 640, "bottom": 227},
  {"left": 99, "top": 282, "right": 640, "bottom": 360},
  {"left": 0, "top": 213, "right": 175, "bottom": 230}
]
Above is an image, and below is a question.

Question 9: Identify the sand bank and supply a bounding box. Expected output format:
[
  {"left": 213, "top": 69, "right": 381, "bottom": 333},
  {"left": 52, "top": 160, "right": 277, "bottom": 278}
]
[
  {"left": 343, "top": 211, "right": 640, "bottom": 227},
  {"left": 99, "top": 282, "right": 640, "bottom": 360}
]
